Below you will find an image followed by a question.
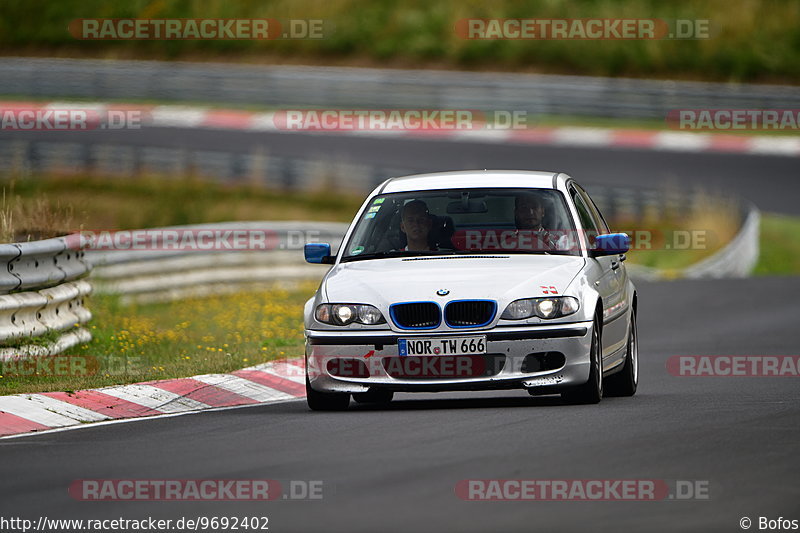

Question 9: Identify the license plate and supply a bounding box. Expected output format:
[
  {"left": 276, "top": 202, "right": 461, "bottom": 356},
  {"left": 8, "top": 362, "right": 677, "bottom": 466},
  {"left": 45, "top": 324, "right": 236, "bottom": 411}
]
[{"left": 398, "top": 336, "right": 486, "bottom": 356}]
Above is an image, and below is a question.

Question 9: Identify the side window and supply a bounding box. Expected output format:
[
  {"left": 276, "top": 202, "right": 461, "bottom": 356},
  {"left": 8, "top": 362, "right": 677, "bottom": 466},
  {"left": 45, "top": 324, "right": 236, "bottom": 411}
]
[
  {"left": 575, "top": 184, "right": 610, "bottom": 234},
  {"left": 570, "top": 186, "right": 599, "bottom": 249}
]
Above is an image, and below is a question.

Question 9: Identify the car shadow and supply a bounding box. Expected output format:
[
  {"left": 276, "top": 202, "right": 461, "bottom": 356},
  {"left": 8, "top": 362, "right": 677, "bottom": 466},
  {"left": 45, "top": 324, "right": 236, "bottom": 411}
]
[{"left": 349, "top": 393, "right": 575, "bottom": 411}]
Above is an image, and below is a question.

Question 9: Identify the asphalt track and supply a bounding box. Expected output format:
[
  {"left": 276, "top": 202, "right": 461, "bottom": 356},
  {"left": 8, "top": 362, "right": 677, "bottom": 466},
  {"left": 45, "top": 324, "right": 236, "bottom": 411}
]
[
  {"left": 0, "top": 129, "right": 798, "bottom": 532},
  {"left": 1, "top": 276, "right": 799, "bottom": 532},
  {"left": 2, "top": 127, "right": 800, "bottom": 214}
]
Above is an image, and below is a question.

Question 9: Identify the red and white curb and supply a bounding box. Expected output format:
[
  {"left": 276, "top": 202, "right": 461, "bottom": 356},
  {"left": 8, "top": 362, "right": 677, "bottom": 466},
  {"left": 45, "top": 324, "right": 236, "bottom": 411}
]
[
  {"left": 3, "top": 101, "right": 799, "bottom": 157},
  {"left": 0, "top": 358, "right": 305, "bottom": 439}
]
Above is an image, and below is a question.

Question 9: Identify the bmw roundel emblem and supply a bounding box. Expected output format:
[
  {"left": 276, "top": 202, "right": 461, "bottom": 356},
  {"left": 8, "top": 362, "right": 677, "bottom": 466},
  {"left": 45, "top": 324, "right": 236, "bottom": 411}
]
[{"left": 436, "top": 289, "right": 450, "bottom": 296}]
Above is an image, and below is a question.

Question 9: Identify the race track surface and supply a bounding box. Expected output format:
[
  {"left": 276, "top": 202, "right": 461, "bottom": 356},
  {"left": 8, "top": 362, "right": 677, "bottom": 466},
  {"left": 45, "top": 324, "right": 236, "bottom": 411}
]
[
  {"left": 3, "top": 127, "right": 800, "bottom": 214},
  {"left": 2, "top": 277, "right": 798, "bottom": 533}
]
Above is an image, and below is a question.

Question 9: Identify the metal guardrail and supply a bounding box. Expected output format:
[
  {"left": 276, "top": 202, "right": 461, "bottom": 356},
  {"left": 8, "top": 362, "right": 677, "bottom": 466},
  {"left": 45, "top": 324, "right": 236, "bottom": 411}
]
[
  {"left": 625, "top": 203, "right": 761, "bottom": 281},
  {"left": 87, "top": 222, "right": 348, "bottom": 304},
  {"left": 9, "top": 235, "right": 92, "bottom": 292},
  {"left": 683, "top": 205, "right": 760, "bottom": 279},
  {"left": 1, "top": 58, "right": 799, "bottom": 119},
  {"left": 0, "top": 140, "right": 395, "bottom": 193},
  {"left": 0, "top": 235, "right": 93, "bottom": 361}
]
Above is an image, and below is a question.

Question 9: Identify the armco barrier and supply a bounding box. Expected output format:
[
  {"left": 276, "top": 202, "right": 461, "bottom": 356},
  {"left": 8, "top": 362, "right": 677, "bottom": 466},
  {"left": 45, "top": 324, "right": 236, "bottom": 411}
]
[
  {"left": 1, "top": 58, "right": 797, "bottom": 120},
  {"left": 10, "top": 236, "right": 91, "bottom": 291},
  {"left": 683, "top": 205, "right": 760, "bottom": 279},
  {"left": 0, "top": 235, "right": 92, "bottom": 361},
  {"left": 87, "top": 222, "right": 349, "bottom": 304}
]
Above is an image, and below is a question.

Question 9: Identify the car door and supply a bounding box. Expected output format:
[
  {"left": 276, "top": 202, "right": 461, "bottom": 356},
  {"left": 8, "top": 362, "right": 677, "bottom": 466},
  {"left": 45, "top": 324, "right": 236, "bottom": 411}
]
[
  {"left": 568, "top": 184, "right": 626, "bottom": 363},
  {"left": 578, "top": 184, "right": 631, "bottom": 305}
]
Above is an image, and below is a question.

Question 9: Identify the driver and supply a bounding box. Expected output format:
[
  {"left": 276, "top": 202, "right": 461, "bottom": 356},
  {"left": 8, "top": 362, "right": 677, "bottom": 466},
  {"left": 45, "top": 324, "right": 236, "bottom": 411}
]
[{"left": 400, "top": 199, "right": 437, "bottom": 251}]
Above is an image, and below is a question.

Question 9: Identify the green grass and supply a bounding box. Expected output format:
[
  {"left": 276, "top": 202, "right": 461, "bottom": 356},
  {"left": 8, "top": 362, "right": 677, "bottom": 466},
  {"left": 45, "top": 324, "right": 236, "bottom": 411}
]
[
  {"left": 0, "top": 0, "right": 798, "bottom": 83},
  {"left": 754, "top": 213, "right": 800, "bottom": 275},
  {"left": 1, "top": 175, "right": 362, "bottom": 240},
  {"left": 0, "top": 284, "right": 315, "bottom": 395}
]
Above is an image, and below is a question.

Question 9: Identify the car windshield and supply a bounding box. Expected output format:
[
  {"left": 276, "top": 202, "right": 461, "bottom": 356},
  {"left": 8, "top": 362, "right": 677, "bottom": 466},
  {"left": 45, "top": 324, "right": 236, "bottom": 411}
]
[{"left": 341, "top": 188, "right": 581, "bottom": 261}]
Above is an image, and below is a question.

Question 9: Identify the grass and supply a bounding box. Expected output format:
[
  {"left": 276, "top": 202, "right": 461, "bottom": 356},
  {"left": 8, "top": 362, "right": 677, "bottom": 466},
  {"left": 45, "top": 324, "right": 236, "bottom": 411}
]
[
  {"left": 2, "top": 175, "right": 362, "bottom": 234},
  {"left": 0, "top": 187, "right": 75, "bottom": 242},
  {"left": 0, "top": 0, "right": 798, "bottom": 83},
  {"left": 0, "top": 283, "right": 315, "bottom": 395},
  {"left": 754, "top": 213, "right": 800, "bottom": 275},
  {"left": 614, "top": 193, "right": 741, "bottom": 270}
]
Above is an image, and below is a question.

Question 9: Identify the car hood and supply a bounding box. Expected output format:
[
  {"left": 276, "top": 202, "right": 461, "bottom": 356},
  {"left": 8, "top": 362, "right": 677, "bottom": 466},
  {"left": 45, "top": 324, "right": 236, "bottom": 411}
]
[{"left": 323, "top": 254, "right": 585, "bottom": 306}]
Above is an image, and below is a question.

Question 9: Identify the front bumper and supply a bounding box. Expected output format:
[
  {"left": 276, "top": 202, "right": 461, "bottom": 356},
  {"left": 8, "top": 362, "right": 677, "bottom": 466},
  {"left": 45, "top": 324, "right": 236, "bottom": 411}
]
[{"left": 305, "top": 321, "right": 593, "bottom": 394}]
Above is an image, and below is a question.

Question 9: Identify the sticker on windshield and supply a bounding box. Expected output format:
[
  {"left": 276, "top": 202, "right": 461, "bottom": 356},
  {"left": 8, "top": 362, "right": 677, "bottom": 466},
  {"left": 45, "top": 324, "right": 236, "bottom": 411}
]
[
  {"left": 365, "top": 212, "right": 376, "bottom": 219},
  {"left": 372, "top": 198, "right": 385, "bottom": 204},
  {"left": 368, "top": 205, "right": 381, "bottom": 213},
  {"left": 350, "top": 246, "right": 364, "bottom": 255}
]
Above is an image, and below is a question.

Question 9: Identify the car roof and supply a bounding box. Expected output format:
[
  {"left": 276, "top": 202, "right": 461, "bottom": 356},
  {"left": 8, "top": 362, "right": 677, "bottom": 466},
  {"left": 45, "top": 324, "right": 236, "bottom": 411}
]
[{"left": 379, "top": 170, "right": 561, "bottom": 194}]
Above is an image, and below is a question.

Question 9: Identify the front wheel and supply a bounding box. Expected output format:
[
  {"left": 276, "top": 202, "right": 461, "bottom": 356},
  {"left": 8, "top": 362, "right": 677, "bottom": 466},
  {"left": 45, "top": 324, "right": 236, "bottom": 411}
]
[
  {"left": 306, "top": 375, "right": 350, "bottom": 411},
  {"left": 562, "top": 316, "right": 603, "bottom": 405},
  {"left": 605, "top": 312, "right": 638, "bottom": 397}
]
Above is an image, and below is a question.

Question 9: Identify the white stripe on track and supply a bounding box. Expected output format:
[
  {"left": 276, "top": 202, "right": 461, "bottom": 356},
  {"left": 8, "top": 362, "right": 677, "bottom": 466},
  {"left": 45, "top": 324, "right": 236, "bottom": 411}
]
[
  {"left": 653, "top": 132, "right": 712, "bottom": 151},
  {"left": 193, "top": 374, "right": 296, "bottom": 402},
  {"left": 747, "top": 137, "right": 800, "bottom": 156},
  {"left": 97, "top": 384, "right": 211, "bottom": 413},
  {"left": 0, "top": 394, "right": 107, "bottom": 427}
]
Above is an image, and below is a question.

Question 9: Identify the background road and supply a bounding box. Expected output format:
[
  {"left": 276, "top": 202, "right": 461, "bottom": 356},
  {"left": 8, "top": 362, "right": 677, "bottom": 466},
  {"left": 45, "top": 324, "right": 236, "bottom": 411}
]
[
  {"left": 1, "top": 276, "right": 798, "bottom": 533},
  {"left": 3, "top": 127, "right": 800, "bottom": 214}
]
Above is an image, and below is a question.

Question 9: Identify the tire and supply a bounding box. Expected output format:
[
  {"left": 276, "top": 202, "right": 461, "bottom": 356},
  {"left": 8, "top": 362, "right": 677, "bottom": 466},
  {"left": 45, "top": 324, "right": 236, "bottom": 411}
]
[
  {"left": 604, "top": 312, "right": 638, "bottom": 397},
  {"left": 306, "top": 375, "right": 350, "bottom": 411},
  {"left": 562, "top": 315, "right": 603, "bottom": 405},
  {"left": 353, "top": 388, "right": 394, "bottom": 405}
]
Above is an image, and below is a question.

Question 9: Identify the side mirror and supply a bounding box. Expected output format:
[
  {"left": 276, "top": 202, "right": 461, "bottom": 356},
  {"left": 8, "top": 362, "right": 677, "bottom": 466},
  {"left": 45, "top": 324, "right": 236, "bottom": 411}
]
[
  {"left": 304, "top": 243, "right": 334, "bottom": 264},
  {"left": 591, "top": 233, "right": 630, "bottom": 257}
]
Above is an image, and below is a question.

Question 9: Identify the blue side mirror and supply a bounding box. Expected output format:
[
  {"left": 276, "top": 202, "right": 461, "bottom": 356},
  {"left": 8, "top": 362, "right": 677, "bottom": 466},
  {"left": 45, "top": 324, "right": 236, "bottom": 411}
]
[
  {"left": 593, "top": 233, "right": 630, "bottom": 256},
  {"left": 305, "top": 243, "right": 334, "bottom": 264}
]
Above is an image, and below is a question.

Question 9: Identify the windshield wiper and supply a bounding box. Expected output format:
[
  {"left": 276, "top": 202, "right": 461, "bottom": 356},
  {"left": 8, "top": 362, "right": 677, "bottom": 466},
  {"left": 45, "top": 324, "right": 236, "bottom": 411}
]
[{"left": 341, "top": 250, "right": 456, "bottom": 262}]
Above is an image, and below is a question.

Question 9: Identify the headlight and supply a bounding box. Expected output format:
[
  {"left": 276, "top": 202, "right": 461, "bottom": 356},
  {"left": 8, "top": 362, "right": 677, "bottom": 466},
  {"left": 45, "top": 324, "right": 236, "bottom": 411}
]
[
  {"left": 315, "top": 304, "right": 386, "bottom": 325},
  {"left": 501, "top": 297, "right": 580, "bottom": 320}
]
